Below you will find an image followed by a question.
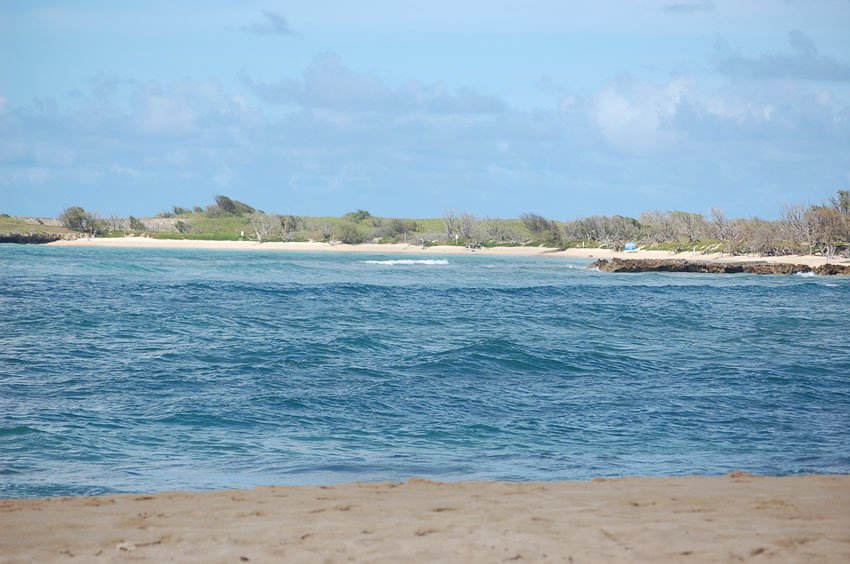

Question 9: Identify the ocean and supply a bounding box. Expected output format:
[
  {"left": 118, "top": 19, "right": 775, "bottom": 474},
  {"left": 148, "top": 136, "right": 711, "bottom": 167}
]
[{"left": 1, "top": 245, "right": 848, "bottom": 498}]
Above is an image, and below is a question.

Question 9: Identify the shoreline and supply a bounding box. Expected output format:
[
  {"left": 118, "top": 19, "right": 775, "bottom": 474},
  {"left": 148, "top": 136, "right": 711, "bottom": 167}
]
[
  {"left": 46, "top": 236, "right": 849, "bottom": 267},
  {"left": 2, "top": 475, "right": 848, "bottom": 562}
]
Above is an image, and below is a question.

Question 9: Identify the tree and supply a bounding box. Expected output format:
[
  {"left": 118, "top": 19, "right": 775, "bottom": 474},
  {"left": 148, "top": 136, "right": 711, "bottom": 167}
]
[
  {"left": 211, "top": 195, "right": 256, "bottom": 216},
  {"left": 828, "top": 190, "right": 850, "bottom": 246},
  {"left": 482, "top": 217, "right": 518, "bottom": 243},
  {"left": 129, "top": 216, "right": 147, "bottom": 232},
  {"left": 377, "top": 218, "right": 418, "bottom": 242},
  {"left": 707, "top": 206, "right": 732, "bottom": 241},
  {"left": 807, "top": 206, "right": 843, "bottom": 258},
  {"left": 829, "top": 190, "right": 850, "bottom": 217},
  {"left": 342, "top": 209, "right": 372, "bottom": 223},
  {"left": 458, "top": 212, "right": 479, "bottom": 239},
  {"left": 250, "top": 212, "right": 278, "bottom": 243},
  {"left": 670, "top": 211, "right": 707, "bottom": 243},
  {"left": 520, "top": 212, "right": 562, "bottom": 245},
  {"left": 443, "top": 210, "right": 460, "bottom": 239},
  {"left": 780, "top": 203, "right": 815, "bottom": 254},
  {"left": 738, "top": 218, "right": 782, "bottom": 256},
  {"left": 639, "top": 210, "right": 675, "bottom": 243},
  {"left": 333, "top": 222, "right": 366, "bottom": 244},
  {"left": 278, "top": 215, "right": 302, "bottom": 241},
  {"left": 59, "top": 206, "right": 104, "bottom": 237}
]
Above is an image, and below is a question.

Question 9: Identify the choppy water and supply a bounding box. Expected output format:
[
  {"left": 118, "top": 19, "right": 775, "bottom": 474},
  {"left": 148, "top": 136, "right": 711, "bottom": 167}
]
[{"left": 1, "top": 245, "right": 849, "bottom": 498}]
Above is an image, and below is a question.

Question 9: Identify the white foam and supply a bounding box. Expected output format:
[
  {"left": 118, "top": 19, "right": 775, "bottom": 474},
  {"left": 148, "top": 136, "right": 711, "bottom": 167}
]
[
  {"left": 363, "top": 259, "right": 449, "bottom": 266},
  {"left": 794, "top": 271, "right": 816, "bottom": 277}
]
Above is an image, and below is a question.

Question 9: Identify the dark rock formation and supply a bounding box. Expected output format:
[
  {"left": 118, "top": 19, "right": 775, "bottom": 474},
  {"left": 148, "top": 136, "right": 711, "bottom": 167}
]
[
  {"left": 0, "top": 232, "right": 67, "bottom": 244},
  {"left": 589, "top": 258, "right": 850, "bottom": 276},
  {"left": 813, "top": 263, "right": 850, "bottom": 276}
]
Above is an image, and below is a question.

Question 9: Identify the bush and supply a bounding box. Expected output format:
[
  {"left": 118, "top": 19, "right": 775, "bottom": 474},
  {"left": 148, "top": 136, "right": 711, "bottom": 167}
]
[
  {"left": 343, "top": 209, "right": 372, "bottom": 223},
  {"left": 378, "top": 218, "right": 418, "bottom": 238},
  {"left": 333, "top": 222, "right": 367, "bottom": 244},
  {"left": 175, "top": 220, "right": 192, "bottom": 233},
  {"left": 129, "top": 216, "right": 147, "bottom": 231},
  {"left": 521, "top": 213, "right": 558, "bottom": 236},
  {"left": 59, "top": 206, "right": 103, "bottom": 235},
  {"left": 214, "top": 195, "right": 255, "bottom": 216}
]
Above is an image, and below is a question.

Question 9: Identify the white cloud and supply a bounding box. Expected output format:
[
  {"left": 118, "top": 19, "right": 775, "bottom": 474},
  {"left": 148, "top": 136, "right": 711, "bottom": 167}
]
[
  {"left": 137, "top": 91, "right": 196, "bottom": 135},
  {"left": 3, "top": 54, "right": 848, "bottom": 218},
  {"left": 247, "top": 54, "right": 505, "bottom": 115},
  {"left": 111, "top": 164, "right": 140, "bottom": 178},
  {"left": 590, "top": 79, "right": 689, "bottom": 153},
  {"left": 0, "top": 167, "right": 52, "bottom": 186}
]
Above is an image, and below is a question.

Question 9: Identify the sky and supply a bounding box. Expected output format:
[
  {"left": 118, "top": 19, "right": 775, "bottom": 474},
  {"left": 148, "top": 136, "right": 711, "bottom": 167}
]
[{"left": 1, "top": 0, "right": 849, "bottom": 219}]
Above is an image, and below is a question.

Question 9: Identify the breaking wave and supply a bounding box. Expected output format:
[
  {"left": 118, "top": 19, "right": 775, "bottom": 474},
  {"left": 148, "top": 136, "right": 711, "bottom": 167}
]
[{"left": 363, "top": 259, "right": 449, "bottom": 266}]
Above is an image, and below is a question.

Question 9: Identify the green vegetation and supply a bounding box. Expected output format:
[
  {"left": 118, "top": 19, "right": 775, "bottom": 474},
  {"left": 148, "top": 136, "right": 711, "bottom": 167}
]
[
  {"left": 3, "top": 191, "right": 849, "bottom": 257},
  {"left": 0, "top": 215, "right": 72, "bottom": 235},
  {"left": 128, "top": 216, "right": 147, "bottom": 231},
  {"left": 58, "top": 206, "right": 105, "bottom": 236}
]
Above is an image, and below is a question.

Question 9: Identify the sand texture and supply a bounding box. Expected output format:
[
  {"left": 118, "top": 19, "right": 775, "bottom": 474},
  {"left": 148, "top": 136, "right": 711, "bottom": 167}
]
[{"left": 2, "top": 475, "right": 848, "bottom": 563}]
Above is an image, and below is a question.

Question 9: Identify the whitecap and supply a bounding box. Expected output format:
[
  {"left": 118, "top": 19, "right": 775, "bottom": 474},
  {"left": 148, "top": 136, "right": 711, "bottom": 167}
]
[
  {"left": 363, "top": 259, "right": 449, "bottom": 266},
  {"left": 794, "top": 271, "right": 816, "bottom": 277}
]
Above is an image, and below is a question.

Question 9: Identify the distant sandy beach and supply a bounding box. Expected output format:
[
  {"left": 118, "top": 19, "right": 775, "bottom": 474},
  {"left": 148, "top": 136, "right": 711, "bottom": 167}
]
[
  {"left": 48, "top": 236, "right": 847, "bottom": 267},
  {"left": 2, "top": 475, "right": 848, "bottom": 563}
]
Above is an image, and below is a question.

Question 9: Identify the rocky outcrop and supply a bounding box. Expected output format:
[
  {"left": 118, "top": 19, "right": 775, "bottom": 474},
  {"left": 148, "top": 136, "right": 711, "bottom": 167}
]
[
  {"left": 590, "top": 258, "right": 850, "bottom": 276},
  {"left": 0, "top": 232, "right": 75, "bottom": 244},
  {"left": 813, "top": 263, "right": 850, "bottom": 276}
]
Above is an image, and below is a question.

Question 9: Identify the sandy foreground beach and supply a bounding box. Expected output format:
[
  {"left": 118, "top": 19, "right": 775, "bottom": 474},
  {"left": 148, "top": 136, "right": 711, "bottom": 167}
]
[
  {"left": 48, "top": 237, "right": 848, "bottom": 267},
  {"left": 2, "top": 475, "right": 848, "bottom": 563}
]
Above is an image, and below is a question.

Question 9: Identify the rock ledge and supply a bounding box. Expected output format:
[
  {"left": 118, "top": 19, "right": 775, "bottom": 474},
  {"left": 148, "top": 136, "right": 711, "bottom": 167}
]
[{"left": 589, "top": 258, "right": 850, "bottom": 276}]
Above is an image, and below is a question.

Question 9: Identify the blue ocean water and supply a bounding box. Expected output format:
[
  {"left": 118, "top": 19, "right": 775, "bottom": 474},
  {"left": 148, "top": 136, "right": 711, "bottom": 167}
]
[{"left": 1, "top": 245, "right": 849, "bottom": 498}]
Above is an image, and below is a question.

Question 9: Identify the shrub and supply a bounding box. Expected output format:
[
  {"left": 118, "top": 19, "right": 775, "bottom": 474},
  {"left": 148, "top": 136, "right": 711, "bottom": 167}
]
[
  {"left": 334, "top": 222, "right": 366, "bottom": 244},
  {"left": 343, "top": 209, "right": 372, "bottom": 223},
  {"left": 214, "top": 195, "right": 255, "bottom": 216},
  {"left": 59, "top": 206, "right": 103, "bottom": 235},
  {"left": 379, "top": 218, "right": 418, "bottom": 238},
  {"left": 129, "top": 216, "right": 147, "bottom": 231}
]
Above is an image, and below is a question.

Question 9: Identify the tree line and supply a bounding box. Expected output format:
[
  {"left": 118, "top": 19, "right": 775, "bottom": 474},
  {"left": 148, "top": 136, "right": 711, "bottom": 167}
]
[{"left": 58, "top": 190, "right": 850, "bottom": 257}]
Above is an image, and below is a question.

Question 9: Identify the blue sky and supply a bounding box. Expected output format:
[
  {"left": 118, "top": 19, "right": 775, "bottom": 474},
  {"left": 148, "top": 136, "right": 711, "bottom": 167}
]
[{"left": 1, "top": 1, "right": 849, "bottom": 219}]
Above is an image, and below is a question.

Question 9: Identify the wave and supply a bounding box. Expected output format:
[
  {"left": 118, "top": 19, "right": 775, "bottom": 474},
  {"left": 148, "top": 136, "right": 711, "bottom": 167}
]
[
  {"left": 0, "top": 425, "right": 43, "bottom": 437},
  {"left": 794, "top": 271, "right": 816, "bottom": 277},
  {"left": 363, "top": 259, "right": 449, "bottom": 266}
]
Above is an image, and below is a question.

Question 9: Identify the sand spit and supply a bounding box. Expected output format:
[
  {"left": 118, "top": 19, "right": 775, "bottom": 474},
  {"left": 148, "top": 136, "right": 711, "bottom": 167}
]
[
  {"left": 47, "top": 237, "right": 849, "bottom": 267},
  {"left": 2, "top": 475, "right": 848, "bottom": 563}
]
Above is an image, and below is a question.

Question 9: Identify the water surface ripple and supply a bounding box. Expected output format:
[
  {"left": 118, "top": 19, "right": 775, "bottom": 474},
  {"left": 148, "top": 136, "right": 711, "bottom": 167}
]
[{"left": 1, "top": 246, "right": 848, "bottom": 497}]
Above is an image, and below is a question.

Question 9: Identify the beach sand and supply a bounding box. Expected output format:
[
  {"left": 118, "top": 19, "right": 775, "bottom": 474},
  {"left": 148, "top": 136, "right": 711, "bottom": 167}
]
[
  {"left": 2, "top": 475, "right": 848, "bottom": 563},
  {"left": 48, "top": 237, "right": 848, "bottom": 267}
]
